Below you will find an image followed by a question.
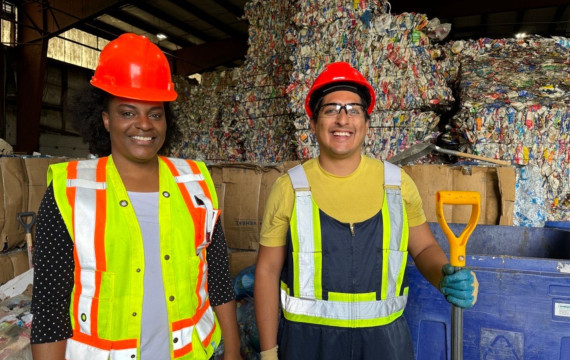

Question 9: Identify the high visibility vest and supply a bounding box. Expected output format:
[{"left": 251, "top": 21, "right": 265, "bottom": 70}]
[
  {"left": 48, "top": 156, "right": 222, "bottom": 360},
  {"left": 280, "top": 161, "right": 409, "bottom": 328}
]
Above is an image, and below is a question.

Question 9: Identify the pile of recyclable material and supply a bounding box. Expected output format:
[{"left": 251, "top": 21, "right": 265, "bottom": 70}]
[
  {"left": 283, "top": 1, "right": 455, "bottom": 160},
  {"left": 170, "top": 0, "right": 298, "bottom": 164},
  {"left": 446, "top": 36, "right": 570, "bottom": 223},
  {"left": 171, "top": 1, "right": 455, "bottom": 164},
  {"left": 171, "top": 68, "right": 297, "bottom": 164}
]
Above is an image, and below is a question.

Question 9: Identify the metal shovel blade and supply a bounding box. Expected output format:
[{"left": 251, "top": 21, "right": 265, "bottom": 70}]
[{"left": 387, "top": 143, "right": 434, "bottom": 165}]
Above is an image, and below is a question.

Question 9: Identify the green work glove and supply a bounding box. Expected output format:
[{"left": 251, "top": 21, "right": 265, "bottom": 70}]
[{"left": 439, "top": 263, "right": 479, "bottom": 309}]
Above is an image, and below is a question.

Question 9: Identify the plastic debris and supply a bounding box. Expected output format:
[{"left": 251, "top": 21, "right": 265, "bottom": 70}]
[{"left": 446, "top": 36, "right": 570, "bottom": 222}]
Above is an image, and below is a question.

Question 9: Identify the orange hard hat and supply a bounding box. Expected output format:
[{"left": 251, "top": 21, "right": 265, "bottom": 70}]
[
  {"left": 305, "top": 62, "right": 375, "bottom": 118},
  {"left": 91, "top": 33, "right": 177, "bottom": 101}
]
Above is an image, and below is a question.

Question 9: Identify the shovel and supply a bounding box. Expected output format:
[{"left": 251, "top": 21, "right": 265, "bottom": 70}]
[
  {"left": 388, "top": 142, "right": 512, "bottom": 166},
  {"left": 435, "top": 191, "right": 480, "bottom": 360},
  {"left": 18, "top": 212, "right": 36, "bottom": 269}
]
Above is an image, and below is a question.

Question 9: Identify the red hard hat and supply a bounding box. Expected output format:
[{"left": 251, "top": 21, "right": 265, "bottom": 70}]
[
  {"left": 305, "top": 62, "right": 376, "bottom": 118},
  {"left": 91, "top": 33, "right": 177, "bottom": 101}
]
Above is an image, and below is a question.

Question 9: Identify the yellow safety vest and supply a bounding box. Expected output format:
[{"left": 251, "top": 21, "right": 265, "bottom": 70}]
[
  {"left": 281, "top": 161, "right": 409, "bottom": 328},
  {"left": 49, "top": 156, "right": 221, "bottom": 360}
]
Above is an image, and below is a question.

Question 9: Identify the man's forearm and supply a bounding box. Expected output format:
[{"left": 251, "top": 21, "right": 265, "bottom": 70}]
[{"left": 254, "top": 270, "right": 281, "bottom": 351}]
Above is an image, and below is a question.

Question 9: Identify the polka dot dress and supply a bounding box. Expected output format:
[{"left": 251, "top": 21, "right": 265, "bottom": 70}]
[
  {"left": 207, "top": 222, "right": 235, "bottom": 307},
  {"left": 30, "top": 184, "right": 235, "bottom": 344},
  {"left": 30, "top": 185, "right": 74, "bottom": 343}
]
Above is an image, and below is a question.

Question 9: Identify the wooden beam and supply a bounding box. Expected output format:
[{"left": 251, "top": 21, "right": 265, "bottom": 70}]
[{"left": 172, "top": 36, "right": 247, "bottom": 76}]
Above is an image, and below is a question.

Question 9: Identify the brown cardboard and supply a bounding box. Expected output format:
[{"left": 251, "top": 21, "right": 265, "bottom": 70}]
[
  {"left": 22, "top": 157, "right": 71, "bottom": 242},
  {"left": 228, "top": 250, "right": 258, "bottom": 278},
  {"left": 0, "top": 158, "right": 27, "bottom": 251},
  {"left": 402, "top": 165, "right": 515, "bottom": 225},
  {"left": 217, "top": 164, "right": 263, "bottom": 250},
  {"left": 497, "top": 167, "right": 516, "bottom": 225},
  {"left": 258, "top": 166, "right": 285, "bottom": 228},
  {"left": 0, "top": 253, "right": 14, "bottom": 285},
  {"left": 211, "top": 162, "right": 301, "bottom": 250},
  {"left": 8, "top": 249, "right": 29, "bottom": 278},
  {"left": 23, "top": 158, "right": 65, "bottom": 214}
]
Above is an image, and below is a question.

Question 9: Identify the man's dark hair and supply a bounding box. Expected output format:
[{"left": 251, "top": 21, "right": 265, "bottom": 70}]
[
  {"left": 70, "top": 86, "right": 181, "bottom": 157},
  {"left": 309, "top": 82, "right": 371, "bottom": 122}
]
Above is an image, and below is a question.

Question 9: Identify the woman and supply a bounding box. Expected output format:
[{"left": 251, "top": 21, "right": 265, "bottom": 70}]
[{"left": 30, "top": 33, "right": 241, "bottom": 360}]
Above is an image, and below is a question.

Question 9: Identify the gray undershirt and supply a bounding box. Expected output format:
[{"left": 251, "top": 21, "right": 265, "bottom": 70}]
[{"left": 128, "top": 191, "right": 170, "bottom": 359}]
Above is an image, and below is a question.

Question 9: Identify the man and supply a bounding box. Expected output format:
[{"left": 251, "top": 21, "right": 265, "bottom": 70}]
[{"left": 254, "top": 62, "right": 478, "bottom": 359}]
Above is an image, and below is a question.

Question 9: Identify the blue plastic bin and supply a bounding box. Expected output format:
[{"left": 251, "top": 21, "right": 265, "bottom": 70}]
[
  {"left": 405, "top": 223, "right": 570, "bottom": 360},
  {"left": 545, "top": 221, "right": 570, "bottom": 231}
]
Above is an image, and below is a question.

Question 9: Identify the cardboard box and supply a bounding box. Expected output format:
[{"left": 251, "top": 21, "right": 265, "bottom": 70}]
[
  {"left": 215, "top": 164, "right": 263, "bottom": 250},
  {"left": 402, "top": 165, "right": 515, "bottom": 225},
  {"left": 0, "top": 158, "right": 27, "bottom": 251},
  {"left": 228, "top": 250, "right": 258, "bottom": 278},
  {"left": 8, "top": 250, "right": 29, "bottom": 279},
  {"left": 22, "top": 157, "right": 72, "bottom": 243},
  {"left": 22, "top": 157, "right": 66, "bottom": 215},
  {"left": 0, "top": 249, "right": 29, "bottom": 285},
  {"left": 211, "top": 162, "right": 300, "bottom": 250}
]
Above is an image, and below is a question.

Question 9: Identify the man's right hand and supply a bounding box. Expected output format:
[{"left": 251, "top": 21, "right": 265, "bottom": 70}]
[
  {"left": 260, "top": 345, "right": 279, "bottom": 360},
  {"left": 439, "top": 263, "right": 478, "bottom": 309}
]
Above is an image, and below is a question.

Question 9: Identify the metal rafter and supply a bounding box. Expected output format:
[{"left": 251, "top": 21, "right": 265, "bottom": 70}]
[
  {"left": 210, "top": 0, "right": 244, "bottom": 19},
  {"left": 130, "top": 1, "right": 213, "bottom": 42},
  {"left": 74, "top": 18, "right": 125, "bottom": 40},
  {"left": 106, "top": 7, "right": 194, "bottom": 47},
  {"left": 168, "top": 0, "right": 239, "bottom": 36}
]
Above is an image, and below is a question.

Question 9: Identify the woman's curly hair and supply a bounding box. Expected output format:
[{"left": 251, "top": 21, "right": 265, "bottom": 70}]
[{"left": 71, "top": 86, "right": 181, "bottom": 157}]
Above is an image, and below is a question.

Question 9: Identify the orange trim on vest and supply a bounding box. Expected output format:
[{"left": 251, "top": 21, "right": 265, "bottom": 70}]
[
  {"left": 173, "top": 341, "right": 193, "bottom": 358},
  {"left": 92, "top": 157, "right": 108, "bottom": 337},
  {"left": 171, "top": 302, "right": 217, "bottom": 358},
  {"left": 171, "top": 299, "right": 211, "bottom": 331},
  {"left": 161, "top": 157, "right": 211, "bottom": 309},
  {"left": 72, "top": 330, "right": 138, "bottom": 350},
  {"left": 185, "top": 159, "right": 211, "bottom": 199},
  {"left": 67, "top": 158, "right": 138, "bottom": 349}
]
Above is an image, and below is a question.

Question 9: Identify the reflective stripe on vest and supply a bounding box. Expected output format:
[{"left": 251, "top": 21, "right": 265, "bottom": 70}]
[
  {"left": 282, "top": 161, "right": 409, "bottom": 328},
  {"left": 160, "top": 157, "right": 220, "bottom": 358},
  {"left": 64, "top": 157, "right": 219, "bottom": 359}
]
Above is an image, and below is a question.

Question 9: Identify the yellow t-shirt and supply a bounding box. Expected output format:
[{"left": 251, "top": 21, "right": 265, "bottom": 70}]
[{"left": 260, "top": 156, "right": 426, "bottom": 247}]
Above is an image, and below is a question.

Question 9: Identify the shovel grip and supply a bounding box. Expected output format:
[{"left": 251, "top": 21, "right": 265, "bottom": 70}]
[{"left": 436, "top": 191, "right": 481, "bottom": 267}]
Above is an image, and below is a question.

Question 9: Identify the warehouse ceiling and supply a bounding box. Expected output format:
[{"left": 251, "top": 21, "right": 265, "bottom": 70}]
[{"left": 6, "top": 0, "right": 570, "bottom": 76}]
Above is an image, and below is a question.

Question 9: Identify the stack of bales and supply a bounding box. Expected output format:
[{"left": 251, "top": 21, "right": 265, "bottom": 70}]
[
  {"left": 171, "top": 0, "right": 297, "bottom": 164},
  {"left": 446, "top": 36, "right": 570, "bottom": 223},
  {"left": 284, "top": 0, "right": 456, "bottom": 160}
]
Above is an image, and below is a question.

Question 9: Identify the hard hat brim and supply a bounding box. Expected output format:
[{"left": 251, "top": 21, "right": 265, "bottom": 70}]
[{"left": 91, "top": 79, "right": 178, "bottom": 102}]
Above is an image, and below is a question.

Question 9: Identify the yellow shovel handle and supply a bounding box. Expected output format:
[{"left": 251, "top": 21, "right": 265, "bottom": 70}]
[{"left": 435, "top": 191, "right": 481, "bottom": 267}]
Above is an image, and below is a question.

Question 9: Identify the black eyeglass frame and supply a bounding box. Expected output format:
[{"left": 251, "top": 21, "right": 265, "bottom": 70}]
[{"left": 318, "top": 102, "right": 366, "bottom": 117}]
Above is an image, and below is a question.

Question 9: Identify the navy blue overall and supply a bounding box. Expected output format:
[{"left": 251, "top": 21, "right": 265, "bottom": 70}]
[{"left": 278, "top": 163, "right": 414, "bottom": 360}]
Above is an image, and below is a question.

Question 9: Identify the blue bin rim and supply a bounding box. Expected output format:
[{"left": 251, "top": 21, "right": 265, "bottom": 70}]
[{"left": 545, "top": 221, "right": 570, "bottom": 230}]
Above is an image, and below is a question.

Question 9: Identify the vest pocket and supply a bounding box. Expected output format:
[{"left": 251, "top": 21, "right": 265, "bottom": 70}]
[
  {"left": 74, "top": 269, "right": 115, "bottom": 338},
  {"left": 178, "top": 255, "right": 201, "bottom": 310}
]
